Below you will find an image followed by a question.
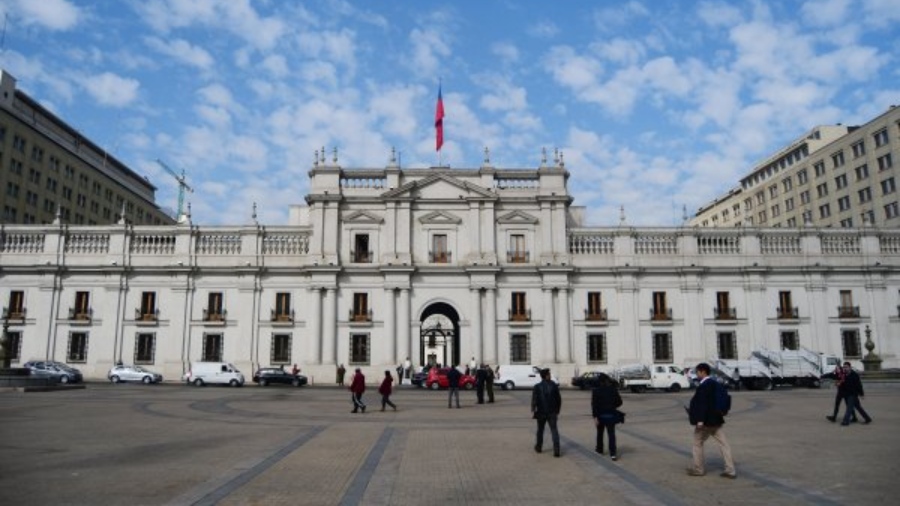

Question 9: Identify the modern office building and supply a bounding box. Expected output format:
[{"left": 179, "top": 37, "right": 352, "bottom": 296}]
[
  {"left": 2, "top": 148, "right": 898, "bottom": 382},
  {"left": 0, "top": 69, "right": 174, "bottom": 226},
  {"left": 692, "top": 106, "right": 900, "bottom": 229}
]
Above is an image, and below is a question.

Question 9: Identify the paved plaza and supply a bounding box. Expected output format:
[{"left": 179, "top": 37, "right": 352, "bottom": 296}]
[{"left": 1, "top": 380, "right": 898, "bottom": 505}]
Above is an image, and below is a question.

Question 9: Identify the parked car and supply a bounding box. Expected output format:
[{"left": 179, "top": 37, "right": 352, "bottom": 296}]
[
  {"left": 571, "top": 371, "right": 608, "bottom": 390},
  {"left": 425, "top": 367, "right": 476, "bottom": 390},
  {"left": 411, "top": 367, "right": 429, "bottom": 387},
  {"left": 107, "top": 364, "right": 163, "bottom": 384},
  {"left": 253, "top": 367, "right": 308, "bottom": 387},
  {"left": 494, "top": 365, "right": 558, "bottom": 390},
  {"left": 22, "top": 360, "right": 83, "bottom": 384},
  {"left": 183, "top": 362, "right": 245, "bottom": 387}
]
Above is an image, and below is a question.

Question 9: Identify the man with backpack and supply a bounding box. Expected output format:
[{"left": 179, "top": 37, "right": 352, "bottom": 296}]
[{"left": 687, "top": 362, "right": 736, "bottom": 479}]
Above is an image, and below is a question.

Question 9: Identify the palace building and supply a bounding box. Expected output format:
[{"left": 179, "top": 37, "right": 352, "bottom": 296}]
[{"left": 2, "top": 146, "right": 899, "bottom": 382}]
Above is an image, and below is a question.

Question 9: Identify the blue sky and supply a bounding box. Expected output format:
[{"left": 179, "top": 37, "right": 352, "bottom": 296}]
[{"left": 1, "top": 0, "right": 898, "bottom": 226}]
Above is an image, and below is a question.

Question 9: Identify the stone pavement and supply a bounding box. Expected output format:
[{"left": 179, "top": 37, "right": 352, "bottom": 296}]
[{"left": 1, "top": 381, "right": 898, "bottom": 505}]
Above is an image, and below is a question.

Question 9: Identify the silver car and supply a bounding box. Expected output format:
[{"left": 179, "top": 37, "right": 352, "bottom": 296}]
[
  {"left": 108, "top": 365, "right": 163, "bottom": 384},
  {"left": 23, "top": 361, "right": 84, "bottom": 384}
]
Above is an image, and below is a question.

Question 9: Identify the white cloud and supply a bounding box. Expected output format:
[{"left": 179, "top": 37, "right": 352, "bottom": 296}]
[
  {"left": 260, "top": 54, "right": 289, "bottom": 78},
  {"left": 800, "top": 0, "right": 851, "bottom": 26},
  {"left": 491, "top": 42, "right": 520, "bottom": 64},
  {"left": 8, "top": 0, "right": 80, "bottom": 30},
  {"left": 697, "top": 1, "right": 743, "bottom": 27},
  {"left": 144, "top": 37, "right": 215, "bottom": 70},
  {"left": 407, "top": 27, "right": 451, "bottom": 77},
  {"left": 84, "top": 72, "right": 140, "bottom": 107},
  {"left": 528, "top": 21, "right": 558, "bottom": 38},
  {"left": 137, "top": 0, "right": 286, "bottom": 50}
]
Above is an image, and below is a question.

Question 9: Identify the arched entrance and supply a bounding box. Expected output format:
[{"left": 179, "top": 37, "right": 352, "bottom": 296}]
[{"left": 420, "top": 302, "right": 460, "bottom": 368}]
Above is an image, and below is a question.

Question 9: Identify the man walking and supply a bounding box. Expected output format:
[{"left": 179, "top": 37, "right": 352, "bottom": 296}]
[
  {"left": 447, "top": 364, "right": 462, "bottom": 409},
  {"left": 825, "top": 364, "right": 857, "bottom": 423},
  {"left": 349, "top": 368, "right": 366, "bottom": 414},
  {"left": 485, "top": 364, "right": 495, "bottom": 403},
  {"left": 532, "top": 368, "right": 562, "bottom": 457},
  {"left": 687, "top": 362, "right": 736, "bottom": 479},
  {"left": 839, "top": 362, "right": 872, "bottom": 426},
  {"left": 475, "top": 364, "right": 487, "bottom": 404}
]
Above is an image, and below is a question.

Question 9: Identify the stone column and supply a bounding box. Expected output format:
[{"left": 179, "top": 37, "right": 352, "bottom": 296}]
[
  {"left": 310, "top": 288, "right": 322, "bottom": 364},
  {"left": 322, "top": 288, "right": 336, "bottom": 364},
  {"left": 543, "top": 288, "right": 556, "bottom": 363},
  {"left": 557, "top": 288, "right": 571, "bottom": 363},
  {"left": 471, "top": 288, "right": 483, "bottom": 361},
  {"left": 386, "top": 288, "right": 397, "bottom": 363},
  {"left": 399, "top": 288, "right": 411, "bottom": 366},
  {"left": 485, "top": 289, "right": 497, "bottom": 365}
]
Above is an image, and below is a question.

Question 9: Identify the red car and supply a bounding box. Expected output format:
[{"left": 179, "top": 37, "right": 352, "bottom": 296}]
[{"left": 425, "top": 367, "right": 476, "bottom": 390}]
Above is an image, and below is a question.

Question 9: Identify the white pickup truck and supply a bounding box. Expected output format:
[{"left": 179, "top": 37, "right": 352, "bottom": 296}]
[{"left": 615, "top": 364, "right": 691, "bottom": 393}]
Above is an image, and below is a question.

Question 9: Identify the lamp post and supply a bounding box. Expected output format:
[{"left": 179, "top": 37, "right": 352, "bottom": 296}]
[{"left": 1, "top": 315, "right": 10, "bottom": 370}]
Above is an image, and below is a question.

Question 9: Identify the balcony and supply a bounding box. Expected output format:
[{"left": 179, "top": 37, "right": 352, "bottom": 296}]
[
  {"left": 68, "top": 307, "right": 93, "bottom": 323},
  {"left": 714, "top": 307, "right": 737, "bottom": 320},
  {"left": 2, "top": 307, "right": 27, "bottom": 322},
  {"left": 584, "top": 308, "right": 608, "bottom": 322},
  {"left": 837, "top": 306, "right": 860, "bottom": 318},
  {"left": 507, "top": 251, "right": 530, "bottom": 263},
  {"left": 351, "top": 250, "right": 372, "bottom": 263},
  {"left": 349, "top": 309, "right": 373, "bottom": 323},
  {"left": 650, "top": 308, "right": 673, "bottom": 321},
  {"left": 508, "top": 309, "right": 531, "bottom": 322},
  {"left": 203, "top": 309, "right": 227, "bottom": 323},
  {"left": 135, "top": 308, "right": 159, "bottom": 324},
  {"left": 776, "top": 307, "right": 799, "bottom": 320},
  {"left": 271, "top": 309, "right": 295, "bottom": 323},
  {"left": 429, "top": 251, "right": 452, "bottom": 264}
]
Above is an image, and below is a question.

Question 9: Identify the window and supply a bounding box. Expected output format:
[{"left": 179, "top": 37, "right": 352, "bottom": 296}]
[
  {"left": 873, "top": 128, "right": 888, "bottom": 148},
  {"left": 877, "top": 153, "right": 893, "bottom": 171},
  {"left": 839, "top": 290, "right": 857, "bottom": 318},
  {"left": 881, "top": 177, "right": 896, "bottom": 195},
  {"left": 510, "top": 333, "right": 530, "bottom": 363},
  {"left": 135, "top": 333, "right": 155, "bottom": 364},
  {"left": 755, "top": 192, "right": 765, "bottom": 205},
  {"left": 771, "top": 204, "right": 780, "bottom": 218},
  {"left": 743, "top": 198, "right": 752, "bottom": 212},
  {"left": 781, "top": 331, "right": 799, "bottom": 351},
  {"left": 586, "top": 292, "right": 605, "bottom": 320},
  {"left": 768, "top": 185, "right": 778, "bottom": 198},
  {"left": 816, "top": 183, "right": 829, "bottom": 198},
  {"left": 587, "top": 333, "right": 607, "bottom": 363},
  {"left": 510, "top": 292, "right": 529, "bottom": 321},
  {"left": 350, "top": 333, "right": 370, "bottom": 364},
  {"left": 758, "top": 210, "right": 767, "bottom": 223},
  {"left": 842, "top": 330, "right": 861, "bottom": 359},
  {"left": 6, "top": 290, "right": 25, "bottom": 318},
  {"left": 139, "top": 291, "right": 157, "bottom": 320},
  {"left": 778, "top": 291, "right": 795, "bottom": 319},
  {"left": 819, "top": 203, "right": 831, "bottom": 218},
  {"left": 787, "top": 217, "right": 797, "bottom": 227},
  {"left": 352, "top": 293, "right": 370, "bottom": 321},
  {"left": 785, "top": 197, "right": 795, "bottom": 211},
  {"left": 68, "top": 331, "right": 88, "bottom": 362},
  {"left": 274, "top": 293, "right": 292, "bottom": 321},
  {"left": 651, "top": 292, "right": 670, "bottom": 320},
  {"left": 855, "top": 164, "right": 869, "bottom": 181},
  {"left": 431, "top": 234, "right": 449, "bottom": 263},
  {"left": 271, "top": 334, "right": 291, "bottom": 364},
  {"left": 782, "top": 177, "right": 793, "bottom": 192},
  {"left": 353, "top": 234, "right": 371, "bottom": 263},
  {"left": 202, "top": 334, "right": 223, "bottom": 361},
  {"left": 509, "top": 234, "right": 527, "bottom": 263},
  {"left": 5, "top": 330, "right": 22, "bottom": 362},
  {"left": 206, "top": 292, "right": 225, "bottom": 321},
  {"left": 717, "top": 332, "right": 737, "bottom": 359},
  {"left": 835, "top": 174, "right": 848, "bottom": 189},
  {"left": 838, "top": 196, "right": 851, "bottom": 212},
  {"left": 798, "top": 169, "right": 809, "bottom": 184},
  {"left": 715, "top": 292, "right": 734, "bottom": 319},
  {"left": 814, "top": 161, "right": 826, "bottom": 177},
  {"left": 858, "top": 187, "right": 872, "bottom": 203},
  {"left": 652, "top": 332, "right": 673, "bottom": 363},
  {"left": 861, "top": 209, "right": 875, "bottom": 225},
  {"left": 885, "top": 202, "right": 899, "bottom": 219},
  {"left": 840, "top": 218, "right": 854, "bottom": 228},
  {"left": 73, "top": 291, "right": 91, "bottom": 320},
  {"left": 851, "top": 141, "right": 866, "bottom": 158},
  {"left": 831, "top": 151, "right": 845, "bottom": 168},
  {"left": 800, "top": 190, "right": 811, "bottom": 205}
]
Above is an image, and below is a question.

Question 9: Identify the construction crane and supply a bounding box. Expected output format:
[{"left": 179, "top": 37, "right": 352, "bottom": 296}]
[{"left": 155, "top": 159, "right": 194, "bottom": 219}]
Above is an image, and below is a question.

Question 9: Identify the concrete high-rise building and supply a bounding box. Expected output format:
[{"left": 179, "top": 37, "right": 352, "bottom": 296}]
[
  {"left": 0, "top": 70, "right": 174, "bottom": 225},
  {"left": 692, "top": 106, "right": 900, "bottom": 229}
]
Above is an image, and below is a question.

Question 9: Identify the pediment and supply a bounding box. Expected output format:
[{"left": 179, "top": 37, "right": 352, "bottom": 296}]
[
  {"left": 497, "top": 210, "right": 539, "bottom": 224},
  {"left": 418, "top": 210, "right": 463, "bottom": 225},
  {"left": 343, "top": 210, "right": 384, "bottom": 224},
  {"left": 381, "top": 173, "right": 495, "bottom": 200}
]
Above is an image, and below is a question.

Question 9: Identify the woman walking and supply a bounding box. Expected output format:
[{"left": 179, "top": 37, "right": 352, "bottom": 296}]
[
  {"left": 591, "top": 373, "right": 623, "bottom": 461},
  {"left": 379, "top": 370, "right": 397, "bottom": 411}
]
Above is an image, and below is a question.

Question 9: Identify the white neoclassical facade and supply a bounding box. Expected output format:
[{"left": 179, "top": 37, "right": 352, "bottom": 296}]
[{"left": 2, "top": 148, "right": 900, "bottom": 383}]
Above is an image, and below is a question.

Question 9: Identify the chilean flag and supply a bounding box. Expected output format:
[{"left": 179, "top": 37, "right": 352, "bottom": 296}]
[{"left": 435, "top": 84, "right": 445, "bottom": 152}]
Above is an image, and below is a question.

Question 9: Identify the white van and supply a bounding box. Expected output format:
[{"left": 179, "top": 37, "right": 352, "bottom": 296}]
[
  {"left": 183, "top": 362, "right": 245, "bottom": 387},
  {"left": 494, "top": 365, "right": 558, "bottom": 390}
]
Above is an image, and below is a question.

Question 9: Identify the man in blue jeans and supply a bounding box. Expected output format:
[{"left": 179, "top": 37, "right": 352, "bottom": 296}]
[
  {"left": 447, "top": 365, "right": 462, "bottom": 409},
  {"left": 532, "top": 368, "right": 562, "bottom": 457},
  {"left": 840, "top": 362, "right": 872, "bottom": 426}
]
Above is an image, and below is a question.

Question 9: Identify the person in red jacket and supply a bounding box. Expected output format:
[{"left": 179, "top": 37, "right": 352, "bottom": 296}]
[
  {"left": 378, "top": 370, "right": 397, "bottom": 411},
  {"left": 350, "top": 368, "right": 366, "bottom": 413}
]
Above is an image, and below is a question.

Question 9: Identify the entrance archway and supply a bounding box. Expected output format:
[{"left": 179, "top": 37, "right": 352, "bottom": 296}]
[{"left": 419, "top": 302, "right": 460, "bottom": 368}]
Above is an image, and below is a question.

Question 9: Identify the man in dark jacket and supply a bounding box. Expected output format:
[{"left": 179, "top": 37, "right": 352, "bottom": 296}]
[
  {"left": 447, "top": 365, "right": 462, "bottom": 409},
  {"left": 840, "top": 362, "right": 872, "bottom": 426},
  {"left": 591, "top": 373, "right": 623, "bottom": 461},
  {"left": 687, "top": 363, "right": 735, "bottom": 478},
  {"left": 349, "top": 368, "right": 366, "bottom": 414},
  {"left": 475, "top": 365, "right": 487, "bottom": 404},
  {"left": 532, "top": 368, "right": 563, "bottom": 457}
]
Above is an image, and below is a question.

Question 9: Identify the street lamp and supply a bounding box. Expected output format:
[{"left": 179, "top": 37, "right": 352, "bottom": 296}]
[{"left": 1, "top": 313, "right": 10, "bottom": 370}]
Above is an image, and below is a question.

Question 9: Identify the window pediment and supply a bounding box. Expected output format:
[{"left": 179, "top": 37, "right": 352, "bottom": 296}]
[
  {"left": 497, "top": 210, "right": 538, "bottom": 224},
  {"left": 418, "top": 211, "right": 462, "bottom": 225},
  {"left": 343, "top": 210, "right": 384, "bottom": 224}
]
